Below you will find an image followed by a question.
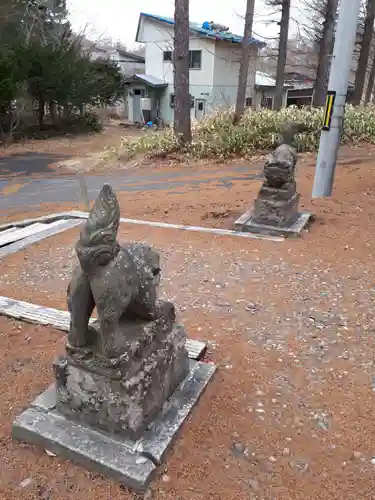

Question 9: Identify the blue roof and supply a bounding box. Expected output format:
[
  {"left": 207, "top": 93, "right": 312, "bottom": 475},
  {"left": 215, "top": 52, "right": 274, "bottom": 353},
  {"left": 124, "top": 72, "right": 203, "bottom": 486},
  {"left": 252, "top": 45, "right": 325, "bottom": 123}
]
[{"left": 137, "top": 12, "right": 266, "bottom": 46}]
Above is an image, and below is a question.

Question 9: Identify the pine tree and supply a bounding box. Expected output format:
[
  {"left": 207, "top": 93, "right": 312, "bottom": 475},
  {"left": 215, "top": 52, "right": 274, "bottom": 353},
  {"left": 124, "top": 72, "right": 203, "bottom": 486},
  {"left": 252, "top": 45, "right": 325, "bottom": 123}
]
[
  {"left": 265, "top": 0, "right": 291, "bottom": 110},
  {"left": 233, "top": 0, "right": 256, "bottom": 124},
  {"left": 174, "top": 0, "right": 191, "bottom": 142}
]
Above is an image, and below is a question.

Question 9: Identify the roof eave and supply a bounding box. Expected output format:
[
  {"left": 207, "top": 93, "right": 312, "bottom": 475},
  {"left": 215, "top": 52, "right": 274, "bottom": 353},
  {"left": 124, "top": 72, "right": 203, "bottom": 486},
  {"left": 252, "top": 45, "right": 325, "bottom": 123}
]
[{"left": 123, "top": 74, "right": 168, "bottom": 88}]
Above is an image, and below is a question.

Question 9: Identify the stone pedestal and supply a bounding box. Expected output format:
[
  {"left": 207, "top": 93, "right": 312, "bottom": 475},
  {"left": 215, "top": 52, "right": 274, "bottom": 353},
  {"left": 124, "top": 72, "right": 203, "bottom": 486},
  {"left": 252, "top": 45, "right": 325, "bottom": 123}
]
[
  {"left": 54, "top": 301, "right": 189, "bottom": 440},
  {"left": 252, "top": 181, "right": 300, "bottom": 227},
  {"left": 13, "top": 360, "right": 216, "bottom": 492}
]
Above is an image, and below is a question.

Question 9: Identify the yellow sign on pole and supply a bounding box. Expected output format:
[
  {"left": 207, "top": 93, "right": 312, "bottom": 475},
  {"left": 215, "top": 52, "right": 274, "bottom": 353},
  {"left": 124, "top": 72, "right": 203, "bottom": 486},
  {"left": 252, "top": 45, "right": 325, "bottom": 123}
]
[{"left": 322, "top": 90, "right": 336, "bottom": 131}]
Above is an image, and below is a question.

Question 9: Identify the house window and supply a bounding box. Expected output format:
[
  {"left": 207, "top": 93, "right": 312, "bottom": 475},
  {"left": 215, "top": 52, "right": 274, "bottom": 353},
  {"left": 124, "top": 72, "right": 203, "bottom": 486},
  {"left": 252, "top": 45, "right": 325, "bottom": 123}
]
[
  {"left": 170, "top": 94, "right": 194, "bottom": 108},
  {"left": 261, "top": 96, "right": 273, "bottom": 109},
  {"left": 189, "top": 50, "right": 201, "bottom": 69},
  {"left": 163, "top": 51, "right": 173, "bottom": 62},
  {"left": 163, "top": 50, "right": 202, "bottom": 69},
  {"left": 245, "top": 97, "right": 252, "bottom": 107}
]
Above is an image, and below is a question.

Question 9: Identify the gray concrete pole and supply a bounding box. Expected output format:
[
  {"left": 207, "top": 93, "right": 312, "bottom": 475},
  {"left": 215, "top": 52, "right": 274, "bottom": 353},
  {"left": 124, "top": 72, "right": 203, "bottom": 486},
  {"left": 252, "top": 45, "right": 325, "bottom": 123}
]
[{"left": 312, "top": 0, "right": 362, "bottom": 198}]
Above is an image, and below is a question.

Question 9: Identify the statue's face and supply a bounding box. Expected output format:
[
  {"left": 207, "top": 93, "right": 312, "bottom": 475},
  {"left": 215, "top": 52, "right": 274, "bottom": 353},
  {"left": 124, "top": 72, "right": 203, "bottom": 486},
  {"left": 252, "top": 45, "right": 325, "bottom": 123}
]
[{"left": 76, "top": 241, "right": 119, "bottom": 274}]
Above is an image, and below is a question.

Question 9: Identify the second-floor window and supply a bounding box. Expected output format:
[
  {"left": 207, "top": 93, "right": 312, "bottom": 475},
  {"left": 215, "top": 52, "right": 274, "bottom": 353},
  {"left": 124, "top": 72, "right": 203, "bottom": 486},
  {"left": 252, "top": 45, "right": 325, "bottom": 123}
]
[
  {"left": 163, "top": 50, "right": 202, "bottom": 70},
  {"left": 163, "top": 51, "right": 173, "bottom": 62},
  {"left": 189, "top": 50, "right": 201, "bottom": 69}
]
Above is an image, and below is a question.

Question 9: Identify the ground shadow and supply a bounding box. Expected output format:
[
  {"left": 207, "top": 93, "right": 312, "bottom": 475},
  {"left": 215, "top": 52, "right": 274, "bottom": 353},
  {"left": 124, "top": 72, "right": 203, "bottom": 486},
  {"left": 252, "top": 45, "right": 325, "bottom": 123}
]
[{"left": 0, "top": 152, "right": 71, "bottom": 177}]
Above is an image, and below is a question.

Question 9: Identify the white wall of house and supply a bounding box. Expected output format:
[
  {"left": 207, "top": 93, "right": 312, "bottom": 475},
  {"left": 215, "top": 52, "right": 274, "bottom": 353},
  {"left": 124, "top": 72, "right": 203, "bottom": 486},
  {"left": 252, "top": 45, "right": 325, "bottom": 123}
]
[
  {"left": 211, "top": 43, "right": 258, "bottom": 112},
  {"left": 138, "top": 16, "right": 261, "bottom": 124}
]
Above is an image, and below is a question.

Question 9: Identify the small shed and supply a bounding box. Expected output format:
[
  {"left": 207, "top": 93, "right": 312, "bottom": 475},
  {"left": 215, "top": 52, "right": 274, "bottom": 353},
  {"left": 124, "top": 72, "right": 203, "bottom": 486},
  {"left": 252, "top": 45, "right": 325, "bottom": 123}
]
[
  {"left": 124, "top": 74, "right": 168, "bottom": 125},
  {"left": 254, "top": 71, "right": 290, "bottom": 109}
]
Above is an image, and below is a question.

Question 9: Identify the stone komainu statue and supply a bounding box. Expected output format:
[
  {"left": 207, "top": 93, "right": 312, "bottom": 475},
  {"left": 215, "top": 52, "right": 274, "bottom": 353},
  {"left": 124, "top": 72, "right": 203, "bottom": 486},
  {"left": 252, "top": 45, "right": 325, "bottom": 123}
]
[
  {"left": 57, "top": 184, "right": 189, "bottom": 439},
  {"left": 67, "top": 184, "right": 162, "bottom": 359},
  {"left": 251, "top": 121, "right": 309, "bottom": 227}
]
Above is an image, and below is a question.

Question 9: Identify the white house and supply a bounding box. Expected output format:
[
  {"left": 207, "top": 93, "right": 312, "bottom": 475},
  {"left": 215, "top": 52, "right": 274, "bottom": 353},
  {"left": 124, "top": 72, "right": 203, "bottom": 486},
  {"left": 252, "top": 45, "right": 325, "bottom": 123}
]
[
  {"left": 124, "top": 12, "right": 266, "bottom": 125},
  {"left": 107, "top": 49, "right": 145, "bottom": 77},
  {"left": 82, "top": 40, "right": 146, "bottom": 76},
  {"left": 81, "top": 40, "right": 146, "bottom": 119}
]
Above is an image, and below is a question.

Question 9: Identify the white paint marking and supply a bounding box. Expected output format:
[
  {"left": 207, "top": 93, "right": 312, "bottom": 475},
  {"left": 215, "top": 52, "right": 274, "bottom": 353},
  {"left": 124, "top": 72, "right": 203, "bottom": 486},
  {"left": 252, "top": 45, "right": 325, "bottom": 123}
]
[
  {"left": 65, "top": 211, "right": 283, "bottom": 242},
  {"left": 0, "top": 211, "right": 284, "bottom": 241}
]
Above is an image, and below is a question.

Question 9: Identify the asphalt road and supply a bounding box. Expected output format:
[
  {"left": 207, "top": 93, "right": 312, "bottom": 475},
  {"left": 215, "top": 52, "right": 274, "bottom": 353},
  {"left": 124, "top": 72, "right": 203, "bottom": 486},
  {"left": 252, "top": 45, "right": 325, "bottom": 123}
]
[{"left": 0, "top": 157, "right": 263, "bottom": 215}]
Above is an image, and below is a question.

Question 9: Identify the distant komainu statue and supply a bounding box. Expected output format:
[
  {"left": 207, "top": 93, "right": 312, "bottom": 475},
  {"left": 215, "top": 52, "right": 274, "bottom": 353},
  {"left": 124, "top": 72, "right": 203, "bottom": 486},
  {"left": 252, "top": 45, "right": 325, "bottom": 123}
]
[
  {"left": 55, "top": 184, "right": 189, "bottom": 439},
  {"left": 250, "top": 121, "right": 308, "bottom": 227},
  {"left": 234, "top": 120, "right": 314, "bottom": 235}
]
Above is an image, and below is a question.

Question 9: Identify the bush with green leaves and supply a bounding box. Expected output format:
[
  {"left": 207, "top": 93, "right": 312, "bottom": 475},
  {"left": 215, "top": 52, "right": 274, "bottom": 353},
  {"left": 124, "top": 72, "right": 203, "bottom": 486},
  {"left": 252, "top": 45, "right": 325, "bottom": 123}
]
[{"left": 118, "top": 105, "right": 375, "bottom": 160}]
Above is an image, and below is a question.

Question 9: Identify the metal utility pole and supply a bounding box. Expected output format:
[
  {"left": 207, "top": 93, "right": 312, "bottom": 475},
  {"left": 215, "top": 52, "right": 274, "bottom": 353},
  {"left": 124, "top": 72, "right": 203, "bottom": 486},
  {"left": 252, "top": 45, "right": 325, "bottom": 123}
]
[{"left": 312, "top": 0, "right": 362, "bottom": 198}]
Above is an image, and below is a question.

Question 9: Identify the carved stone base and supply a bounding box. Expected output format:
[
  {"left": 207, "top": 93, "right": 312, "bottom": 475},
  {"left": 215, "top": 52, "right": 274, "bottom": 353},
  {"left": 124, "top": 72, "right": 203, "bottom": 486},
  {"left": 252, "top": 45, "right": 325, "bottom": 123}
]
[
  {"left": 234, "top": 211, "right": 314, "bottom": 238},
  {"left": 54, "top": 304, "right": 189, "bottom": 440},
  {"left": 252, "top": 192, "right": 300, "bottom": 227},
  {"left": 12, "top": 360, "right": 217, "bottom": 492}
]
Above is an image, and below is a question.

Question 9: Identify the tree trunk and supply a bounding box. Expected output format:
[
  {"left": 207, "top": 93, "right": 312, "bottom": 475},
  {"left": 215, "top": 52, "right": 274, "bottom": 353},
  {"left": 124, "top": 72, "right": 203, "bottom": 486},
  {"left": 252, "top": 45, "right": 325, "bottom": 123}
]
[
  {"left": 63, "top": 103, "right": 72, "bottom": 119},
  {"left": 312, "top": 0, "right": 339, "bottom": 107},
  {"left": 353, "top": 0, "right": 375, "bottom": 105},
  {"left": 173, "top": 0, "right": 191, "bottom": 143},
  {"left": 273, "top": 0, "right": 291, "bottom": 110},
  {"left": 233, "top": 0, "right": 256, "bottom": 124},
  {"left": 38, "top": 97, "right": 45, "bottom": 130},
  {"left": 365, "top": 48, "right": 375, "bottom": 102},
  {"left": 49, "top": 101, "right": 58, "bottom": 126}
]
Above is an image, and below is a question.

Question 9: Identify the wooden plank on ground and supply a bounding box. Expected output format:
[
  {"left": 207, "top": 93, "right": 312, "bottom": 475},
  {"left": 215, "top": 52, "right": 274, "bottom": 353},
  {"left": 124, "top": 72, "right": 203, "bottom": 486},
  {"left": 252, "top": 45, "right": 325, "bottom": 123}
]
[
  {"left": 0, "top": 223, "right": 49, "bottom": 247},
  {"left": 0, "top": 227, "right": 18, "bottom": 236},
  {"left": 0, "top": 219, "right": 83, "bottom": 260},
  {"left": 0, "top": 212, "right": 87, "bottom": 233},
  {"left": 0, "top": 296, "right": 207, "bottom": 361}
]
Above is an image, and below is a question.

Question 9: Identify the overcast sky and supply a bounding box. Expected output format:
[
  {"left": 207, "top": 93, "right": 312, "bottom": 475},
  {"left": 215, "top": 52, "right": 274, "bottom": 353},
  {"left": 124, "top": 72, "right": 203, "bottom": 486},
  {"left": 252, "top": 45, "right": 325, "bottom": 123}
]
[{"left": 67, "top": 0, "right": 302, "bottom": 48}]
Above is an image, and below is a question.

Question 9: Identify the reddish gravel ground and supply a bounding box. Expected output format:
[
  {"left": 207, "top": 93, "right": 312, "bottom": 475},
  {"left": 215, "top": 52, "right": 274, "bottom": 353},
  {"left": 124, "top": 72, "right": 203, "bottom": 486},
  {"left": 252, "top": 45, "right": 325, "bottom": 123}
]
[{"left": 0, "top": 146, "right": 375, "bottom": 499}]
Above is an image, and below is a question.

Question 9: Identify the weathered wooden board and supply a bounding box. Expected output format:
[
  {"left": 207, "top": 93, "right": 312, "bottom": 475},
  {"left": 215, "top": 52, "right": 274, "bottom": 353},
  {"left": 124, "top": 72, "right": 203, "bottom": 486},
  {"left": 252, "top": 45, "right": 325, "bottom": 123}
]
[
  {"left": 0, "top": 219, "right": 82, "bottom": 259},
  {"left": 0, "top": 296, "right": 207, "bottom": 361},
  {"left": 0, "top": 223, "right": 50, "bottom": 247}
]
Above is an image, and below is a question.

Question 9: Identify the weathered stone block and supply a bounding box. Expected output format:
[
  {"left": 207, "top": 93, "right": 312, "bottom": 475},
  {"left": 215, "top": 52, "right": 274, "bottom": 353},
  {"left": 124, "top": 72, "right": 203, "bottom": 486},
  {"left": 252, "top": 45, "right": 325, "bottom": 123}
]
[
  {"left": 252, "top": 192, "right": 300, "bottom": 227},
  {"left": 54, "top": 302, "right": 189, "bottom": 440},
  {"left": 258, "top": 181, "right": 296, "bottom": 201}
]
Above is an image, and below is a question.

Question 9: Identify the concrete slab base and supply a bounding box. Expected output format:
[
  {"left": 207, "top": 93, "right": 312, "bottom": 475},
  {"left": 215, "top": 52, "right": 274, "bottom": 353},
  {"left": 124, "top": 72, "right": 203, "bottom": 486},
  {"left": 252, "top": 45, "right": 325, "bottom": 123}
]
[
  {"left": 12, "top": 360, "right": 216, "bottom": 492},
  {"left": 234, "top": 211, "right": 314, "bottom": 238}
]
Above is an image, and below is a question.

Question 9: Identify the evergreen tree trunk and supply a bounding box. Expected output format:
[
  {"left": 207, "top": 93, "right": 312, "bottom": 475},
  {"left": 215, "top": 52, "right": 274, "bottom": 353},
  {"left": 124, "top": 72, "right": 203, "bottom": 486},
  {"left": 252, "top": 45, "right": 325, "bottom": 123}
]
[
  {"left": 312, "top": 0, "right": 339, "bottom": 107},
  {"left": 38, "top": 97, "right": 45, "bottom": 129},
  {"left": 353, "top": 0, "right": 375, "bottom": 105},
  {"left": 273, "top": 0, "right": 291, "bottom": 110},
  {"left": 233, "top": 0, "right": 256, "bottom": 124},
  {"left": 173, "top": 0, "right": 191, "bottom": 143}
]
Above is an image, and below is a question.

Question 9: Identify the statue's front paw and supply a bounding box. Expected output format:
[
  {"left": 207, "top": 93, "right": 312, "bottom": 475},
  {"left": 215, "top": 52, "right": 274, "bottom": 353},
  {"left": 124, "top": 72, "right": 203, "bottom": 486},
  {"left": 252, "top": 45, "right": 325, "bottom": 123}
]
[{"left": 101, "top": 333, "right": 122, "bottom": 359}]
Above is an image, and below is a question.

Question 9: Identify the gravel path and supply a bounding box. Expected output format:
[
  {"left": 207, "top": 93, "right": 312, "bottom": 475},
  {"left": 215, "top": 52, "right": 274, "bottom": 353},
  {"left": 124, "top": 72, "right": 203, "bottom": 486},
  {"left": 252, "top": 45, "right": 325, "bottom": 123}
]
[{"left": 0, "top": 153, "right": 375, "bottom": 499}]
